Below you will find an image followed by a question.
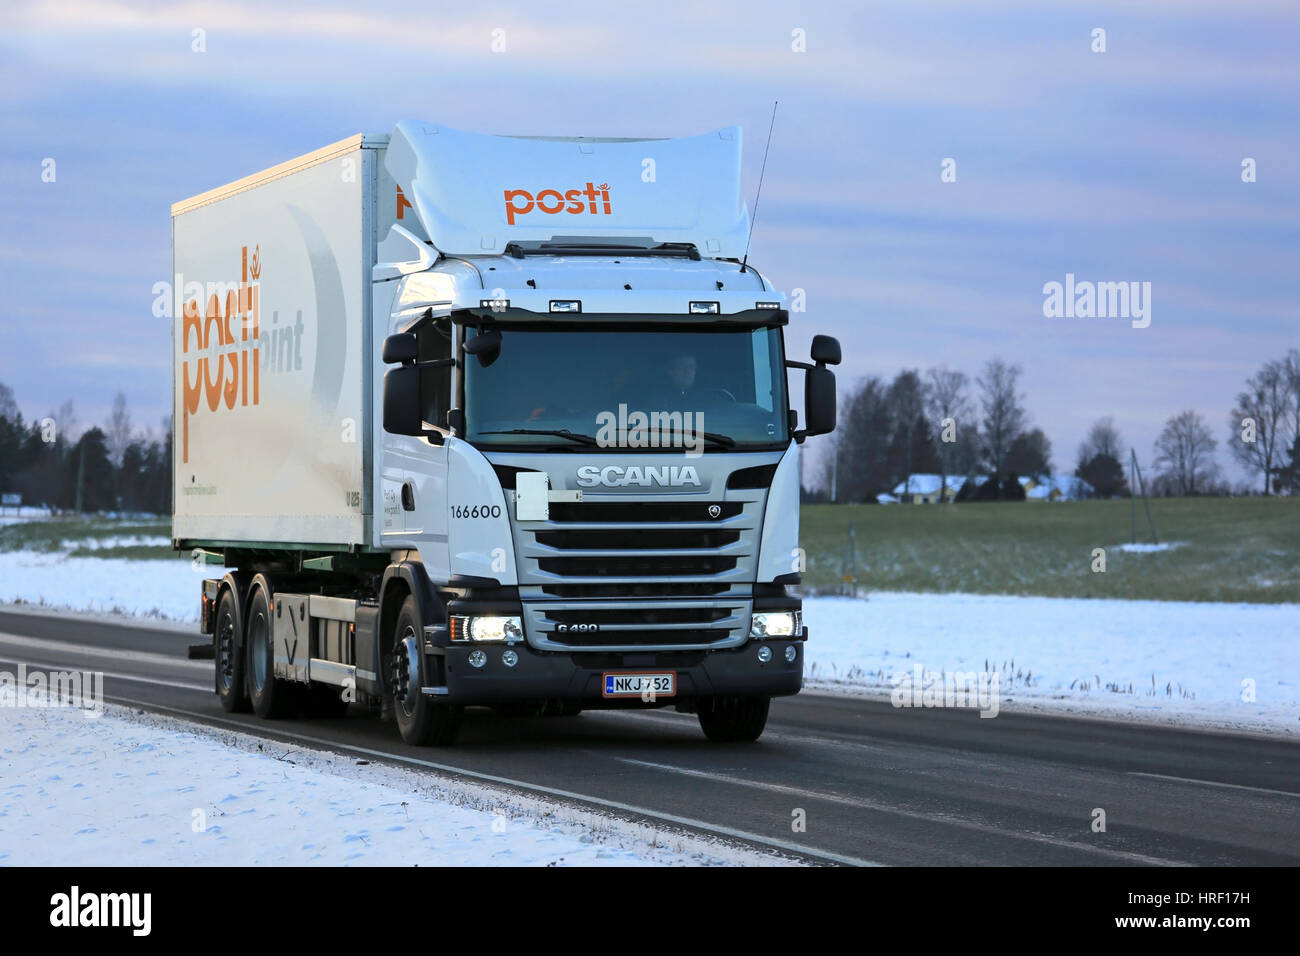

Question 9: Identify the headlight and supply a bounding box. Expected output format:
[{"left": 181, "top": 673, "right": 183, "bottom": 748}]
[
  {"left": 750, "top": 611, "right": 800, "bottom": 639},
  {"left": 450, "top": 615, "right": 523, "bottom": 643}
]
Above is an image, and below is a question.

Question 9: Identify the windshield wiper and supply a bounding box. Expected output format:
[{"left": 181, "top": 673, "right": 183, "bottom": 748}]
[
  {"left": 477, "top": 428, "right": 601, "bottom": 446},
  {"left": 699, "top": 431, "right": 737, "bottom": 448}
]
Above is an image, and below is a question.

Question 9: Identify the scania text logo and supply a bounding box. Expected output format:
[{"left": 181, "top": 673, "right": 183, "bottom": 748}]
[{"left": 575, "top": 465, "right": 702, "bottom": 488}]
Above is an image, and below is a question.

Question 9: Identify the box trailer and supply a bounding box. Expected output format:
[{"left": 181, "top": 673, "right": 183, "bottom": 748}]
[{"left": 174, "top": 120, "right": 839, "bottom": 744}]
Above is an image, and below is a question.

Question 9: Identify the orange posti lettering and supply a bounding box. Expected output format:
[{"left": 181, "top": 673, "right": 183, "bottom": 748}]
[
  {"left": 180, "top": 245, "right": 261, "bottom": 463},
  {"left": 504, "top": 182, "right": 611, "bottom": 225}
]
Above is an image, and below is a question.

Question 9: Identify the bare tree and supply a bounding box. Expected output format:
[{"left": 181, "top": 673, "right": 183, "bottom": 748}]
[
  {"left": 52, "top": 400, "right": 79, "bottom": 447},
  {"left": 1281, "top": 349, "right": 1300, "bottom": 488},
  {"left": 0, "top": 383, "right": 18, "bottom": 422},
  {"left": 976, "top": 359, "right": 1027, "bottom": 494},
  {"left": 1228, "top": 360, "right": 1287, "bottom": 494},
  {"left": 925, "top": 366, "right": 970, "bottom": 502},
  {"left": 836, "top": 376, "right": 894, "bottom": 502},
  {"left": 1153, "top": 410, "right": 1218, "bottom": 496},
  {"left": 1077, "top": 417, "right": 1123, "bottom": 468},
  {"left": 887, "top": 370, "right": 927, "bottom": 495},
  {"left": 107, "top": 391, "right": 133, "bottom": 466}
]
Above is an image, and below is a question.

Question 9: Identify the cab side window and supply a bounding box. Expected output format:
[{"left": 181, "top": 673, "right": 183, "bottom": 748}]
[{"left": 417, "top": 316, "right": 453, "bottom": 429}]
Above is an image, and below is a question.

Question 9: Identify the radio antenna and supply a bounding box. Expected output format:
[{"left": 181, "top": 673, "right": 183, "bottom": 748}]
[{"left": 740, "top": 100, "right": 778, "bottom": 274}]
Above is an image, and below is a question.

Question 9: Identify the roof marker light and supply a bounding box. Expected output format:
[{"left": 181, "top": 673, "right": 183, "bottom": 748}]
[{"left": 689, "top": 301, "right": 720, "bottom": 314}]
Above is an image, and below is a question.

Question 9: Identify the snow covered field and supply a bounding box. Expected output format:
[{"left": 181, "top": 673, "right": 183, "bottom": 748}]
[
  {"left": 0, "top": 687, "right": 783, "bottom": 866},
  {"left": 804, "top": 593, "right": 1300, "bottom": 735},
  {"left": 0, "top": 550, "right": 220, "bottom": 620},
  {"left": 1, "top": 538, "right": 1296, "bottom": 735}
]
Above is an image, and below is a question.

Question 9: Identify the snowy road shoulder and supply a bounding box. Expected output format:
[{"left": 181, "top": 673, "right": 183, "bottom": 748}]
[
  {"left": 803, "top": 593, "right": 1300, "bottom": 736},
  {"left": 0, "top": 690, "right": 793, "bottom": 867}
]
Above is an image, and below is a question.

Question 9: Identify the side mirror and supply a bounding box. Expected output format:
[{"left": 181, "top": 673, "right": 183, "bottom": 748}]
[
  {"left": 464, "top": 329, "right": 502, "bottom": 367},
  {"left": 382, "top": 332, "right": 418, "bottom": 365},
  {"left": 383, "top": 366, "right": 442, "bottom": 444},
  {"left": 803, "top": 366, "right": 836, "bottom": 437},
  {"left": 811, "top": 334, "right": 841, "bottom": 366}
]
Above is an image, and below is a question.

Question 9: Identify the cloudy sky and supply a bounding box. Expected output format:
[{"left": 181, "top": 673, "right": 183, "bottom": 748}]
[{"left": 2, "top": 0, "right": 1297, "bottom": 483}]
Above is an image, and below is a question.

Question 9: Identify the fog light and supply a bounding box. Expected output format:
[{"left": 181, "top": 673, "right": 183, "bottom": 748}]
[
  {"left": 468, "top": 649, "right": 487, "bottom": 668},
  {"left": 757, "top": 645, "right": 773, "bottom": 663},
  {"left": 784, "top": 644, "right": 797, "bottom": 662},
  {"left": 502, "top": 649, "right": 519, "bottom": 668}
]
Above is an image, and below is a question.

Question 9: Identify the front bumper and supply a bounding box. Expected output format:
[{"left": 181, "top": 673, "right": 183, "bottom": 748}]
[{"left": 435, "top": 631, "right": 806, "bottom": 705}]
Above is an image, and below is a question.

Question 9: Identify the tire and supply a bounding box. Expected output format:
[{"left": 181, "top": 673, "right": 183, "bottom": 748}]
[
  {"left": 697, "top": 695, "right": 770, "bottom": 742},
  {"left": 215, "top": 588, "right": 250, "bottom": 713},
  {"left": 390, "top": 594, "right": 460, "bottom": 746},
  {"left": 246, "top": 585, "right": 295, "bottom": 719}
]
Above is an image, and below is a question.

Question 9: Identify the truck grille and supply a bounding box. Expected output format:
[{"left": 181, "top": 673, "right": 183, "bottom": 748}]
[
  {"left": 533, "top": 529, "right": 740, "bottom": 550},
  {"left": 537, "top": 555, "right": 737, "bottom": 577},
  {"left": 512, "top": 491, "right": 765, "bottom": 652},
  {"left": 546, "top": 629, "right": 721, "bottom": 648}
]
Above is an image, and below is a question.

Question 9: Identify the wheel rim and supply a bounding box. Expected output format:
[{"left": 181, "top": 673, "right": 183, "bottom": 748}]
[
  {"left": 217, "top": 612, "right": 235, "bottom": 691},
  {"left": 392, "top": 627, "right": 421, "bottom": 718},
  {"left": 249, "top": 610, "right": 269, "bottom": 690}
]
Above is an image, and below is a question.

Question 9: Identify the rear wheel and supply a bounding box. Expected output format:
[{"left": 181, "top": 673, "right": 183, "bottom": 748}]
[
  {"left": 697, "top": 695, "right": 770, "bottom": 742},
  {"left": 215, "top": 588, "right": 249, "bottom": 713},
  {"left": 247, "top": 586, "right": 294, "bottom": 718},
  {"left": 391, "top": 595, "right": 460, "bottom": 746}
]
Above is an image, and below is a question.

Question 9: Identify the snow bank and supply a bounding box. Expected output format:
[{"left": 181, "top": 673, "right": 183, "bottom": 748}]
[
  {"left": 803, "top": 593, "right": 1300, "bottom": 735},
  {"left": 0, "top": 688, "right": 784, "bottom": 866}
]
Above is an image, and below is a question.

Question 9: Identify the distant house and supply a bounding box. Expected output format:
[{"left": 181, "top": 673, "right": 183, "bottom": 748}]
[
  {"left": 1025, "top": 475, "right": 1094, "bottom": 501},
  {"left": 890, "top": 474, "right": 961, "bottom": 504}
]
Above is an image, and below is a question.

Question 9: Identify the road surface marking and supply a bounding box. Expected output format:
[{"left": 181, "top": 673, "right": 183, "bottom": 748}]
[
  {"left": 615, "top": 757, "right": 1183, "bottom": 866},
  {"left": 1129, "top": 771, "right": 1300, "bottom": 799},
  {"left": 90, "top": 692, "right": 881, "bottom": 868}
]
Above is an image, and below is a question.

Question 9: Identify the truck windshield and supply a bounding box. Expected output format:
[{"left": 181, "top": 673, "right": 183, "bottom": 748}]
[{"left": 464, "top": 325, "right": 788, "bottom": 451}]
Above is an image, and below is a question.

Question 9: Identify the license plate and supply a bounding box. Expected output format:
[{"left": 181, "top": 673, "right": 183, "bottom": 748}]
[{"left": 602, "top": 672, "right": 676, "bottom": 698}]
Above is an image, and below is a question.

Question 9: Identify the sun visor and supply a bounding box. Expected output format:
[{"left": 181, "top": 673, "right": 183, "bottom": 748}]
[{"left": 385, "top": 120, "right": 750, "bottom": 258}]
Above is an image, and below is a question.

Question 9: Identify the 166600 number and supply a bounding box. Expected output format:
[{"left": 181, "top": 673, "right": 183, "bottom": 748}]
[{"left": 451, "top": 504, "right": 503, "bottom": 519}]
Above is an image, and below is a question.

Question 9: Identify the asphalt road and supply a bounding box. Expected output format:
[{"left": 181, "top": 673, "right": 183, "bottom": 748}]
[{"left": 2, "top": 607, "right": 1297, "bottom": 866}]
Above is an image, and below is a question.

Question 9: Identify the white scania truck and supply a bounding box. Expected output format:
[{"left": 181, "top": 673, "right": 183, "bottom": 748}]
[{"left": 174, "top": 120, "right": 838, "bottom": 744}]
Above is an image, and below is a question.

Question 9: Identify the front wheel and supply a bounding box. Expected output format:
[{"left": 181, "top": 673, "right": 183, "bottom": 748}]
[
  {"left": 697, "top": 695, "right": 770, "bottom": 742},
  {"left": 390, "top": 595, "right": 460, "bottom": 746}
]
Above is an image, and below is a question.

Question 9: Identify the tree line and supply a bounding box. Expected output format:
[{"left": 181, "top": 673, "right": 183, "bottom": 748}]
[
  {"left": 0, "top": 384, "right": 172, "bottom": 515},
  {"left": 806, "top": 350, "right": 1300, "bottom": 503}
]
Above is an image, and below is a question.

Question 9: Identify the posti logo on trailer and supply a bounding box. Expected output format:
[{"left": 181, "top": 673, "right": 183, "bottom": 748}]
[
  {"left": 179, "top": 245, "right": 262, "bottom": 464},
  {"left": 503, "top": 182, "right": 613, "bottom": 225}
]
